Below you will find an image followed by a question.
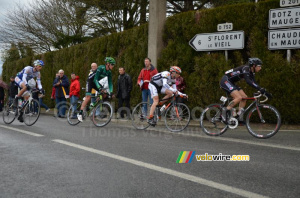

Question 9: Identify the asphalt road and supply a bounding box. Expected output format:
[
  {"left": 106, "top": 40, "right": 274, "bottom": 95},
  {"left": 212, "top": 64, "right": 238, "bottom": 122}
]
[{"left": 0, "top": 114, "right": 299, "bottom": 198}]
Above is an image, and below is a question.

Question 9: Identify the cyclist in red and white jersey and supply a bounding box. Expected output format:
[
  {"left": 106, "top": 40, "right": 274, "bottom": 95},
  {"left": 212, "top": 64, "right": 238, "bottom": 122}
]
[{"left": 147, "top": 66, "right": 187, "bottom": 125}]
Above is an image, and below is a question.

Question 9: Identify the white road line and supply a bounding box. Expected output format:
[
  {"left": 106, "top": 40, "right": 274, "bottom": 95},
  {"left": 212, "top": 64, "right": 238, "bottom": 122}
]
[
  {"left": 146, "top": 128, "right": 300, "bottom": 152},
  {"left": 0, "top": 125, "right": 44, "bottom": 137},
  {"left": 52, "top": 139, "right": 269, "bottom": 198}
]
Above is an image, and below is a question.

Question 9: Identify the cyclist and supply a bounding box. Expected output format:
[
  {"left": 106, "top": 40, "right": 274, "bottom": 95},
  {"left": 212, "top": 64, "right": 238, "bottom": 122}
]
[
  {"left": 14, "top": 60, "right": 44, "bottom": 122},
  {"left": 147, "top": 66, "right": 187, "bottom": 126},
  {"left": 77, "top": 57, "right": 115, "bottom": 122},
  {"left": 219, "top": 57, "right": 271, "bottom": 124}
]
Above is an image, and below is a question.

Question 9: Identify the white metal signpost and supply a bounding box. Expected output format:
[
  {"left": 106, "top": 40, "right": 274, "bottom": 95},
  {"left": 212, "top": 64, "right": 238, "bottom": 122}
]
[
  {"left": 280, "top": 0, "right": 300, "bottom": 7},
  {"left": 269, "top": 6, "right": 300, "bottom": 29},
  {"left": 268, "top": 28, "right": 300, "bottom": 50},
  {"left": 189, "top": 31, "right": 244, "bottom": 51},
  {"left": 268, "top": 6, "right": 300, "bottom": 62}
]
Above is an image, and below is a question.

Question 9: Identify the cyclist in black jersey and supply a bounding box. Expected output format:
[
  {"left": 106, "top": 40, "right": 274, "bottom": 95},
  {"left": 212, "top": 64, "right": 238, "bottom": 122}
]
[{"left": 219, "top": 58, "right": 269, "bottom": 124}]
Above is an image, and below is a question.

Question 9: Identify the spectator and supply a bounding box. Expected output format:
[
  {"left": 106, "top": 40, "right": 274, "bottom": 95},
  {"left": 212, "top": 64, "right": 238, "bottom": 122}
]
[
  {"left": 176, "top": 73, "right": 187, "bottom": 103},
  {"left": 51, "top": 73, "right": 59, "bottom": 100},
  {"left": 39, "top": 91, "right": 50, "bottom": 113},
  {"left": 89, "top": 63, "right": 98, "bottom": 104},
  {"left": 8, "top": 76, "right": 18, "bottom": 105},
  {"left": 137, "top": 58, "right": 158, "bottom": 115},
  {"left": 53, "top": 69, "right": 69, "bottom": 118},
  {"left": 69, "top": 73, "right": 80, "bottom": 119},
  {"left": 0, "top": 86, "right": 5, "bottom": 112},
  {"left": 116, "top": 67, "right": 132, "bottom": 119}
]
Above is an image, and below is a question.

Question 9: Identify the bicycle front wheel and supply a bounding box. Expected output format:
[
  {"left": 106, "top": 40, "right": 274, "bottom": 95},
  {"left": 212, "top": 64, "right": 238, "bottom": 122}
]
[
  {"left": 246, "top": 104, "right": 281, "bottom": 139},
  {"left": 92, "top": 101, "right": 113, "bottom": 127},
  {"left": 67, "top": 102, "right": 81, "bottom": 126},
  {"left": 131, "top": 102, "right": 151, "bottom": 130},
  {"left": 3, "top": 101, "right": 16, "bottom": 124},
  {"left": 200, "top": 104, "right": 228, "bottom": 136},
  {"left": 164, "top": 103, "right": 190, "bottom": 132},
  {"left": 23, "top": 99, "right": 41, "bottom": 126}
]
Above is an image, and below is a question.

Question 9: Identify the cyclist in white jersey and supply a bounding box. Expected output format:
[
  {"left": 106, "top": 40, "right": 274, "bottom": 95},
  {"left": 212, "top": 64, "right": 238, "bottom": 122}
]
[
  {"left": 14, "top": 60, "right": 44, "bottom": 122},
  {"left": 147, "top": 66, "right": 187, "bottom": 125}
]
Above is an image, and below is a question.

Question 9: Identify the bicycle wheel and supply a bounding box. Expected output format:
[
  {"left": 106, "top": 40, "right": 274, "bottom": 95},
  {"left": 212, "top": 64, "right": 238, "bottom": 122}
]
[
  {"left": 92, "top": 101, "right": 113, "bottom": 127},
  {"left": 164, "top": 103, "right": 190, "bottom": 132},
  {"left": 131, "top": 102, "right": 151, "bottom": 130},
  {"left": 23, "top": 99, "right": 41, "bottom": 126},
  {"left": 3, "top": 101, "right": 16, "bottom": 124},
  {"left": 246, "top": 104, "right": 281, "bottom": 139},
  {"left": 67, "top": 102, "right": 81, "bottom": 126},
  {"left": 200, "top": 104, "right": 228, "bottom": 136}
]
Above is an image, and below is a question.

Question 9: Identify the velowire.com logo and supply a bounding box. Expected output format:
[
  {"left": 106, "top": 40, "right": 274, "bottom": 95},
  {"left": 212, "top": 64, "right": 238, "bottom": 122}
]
[{"left": 176, "top": 151, "right": 250, "bottom": 163}]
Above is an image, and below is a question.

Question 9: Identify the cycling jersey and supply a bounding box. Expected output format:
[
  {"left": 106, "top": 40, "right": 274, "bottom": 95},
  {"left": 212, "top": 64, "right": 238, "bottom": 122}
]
[
  {"left": 220, "top": 65, "right": 261, "bottom": 94},
  {"left": 15, "top": 66, "right": 42, "bottom": 89},
  {"left": 149, "top": 71, "right": 185, "bottom": 98},
  {"left": 85, "top": 65, "right": 113, "bottom": 95},
  {"left": 93, "top": 65, "right": 113, "bottom": 93},
  {"left": 150, "top": 71, "right": 177, "bottom": 93}
]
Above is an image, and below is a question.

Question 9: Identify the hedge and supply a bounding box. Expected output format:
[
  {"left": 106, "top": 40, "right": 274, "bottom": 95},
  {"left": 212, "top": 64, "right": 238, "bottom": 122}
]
[{"left": 3, "top": 0, "right": 299, "bottom": 124}]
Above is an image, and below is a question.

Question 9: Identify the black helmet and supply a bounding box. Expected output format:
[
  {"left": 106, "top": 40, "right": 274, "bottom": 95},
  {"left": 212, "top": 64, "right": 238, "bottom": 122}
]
[{"left": 248, "top": 58, "right": 262, "bottom": 66}]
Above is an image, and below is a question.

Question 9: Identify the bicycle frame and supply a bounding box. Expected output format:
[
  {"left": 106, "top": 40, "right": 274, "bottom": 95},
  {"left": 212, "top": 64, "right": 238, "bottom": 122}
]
[
  {"left": 220, "top": 92, "right": 267, "bottom": 124},
  {"left": 155, "top": 94, "right": 179, "bottom": 118}
]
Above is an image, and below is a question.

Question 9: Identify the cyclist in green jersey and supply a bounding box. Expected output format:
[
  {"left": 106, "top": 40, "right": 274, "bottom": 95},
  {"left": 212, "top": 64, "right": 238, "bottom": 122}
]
[{"left": 77, "top": 57, "right": 115, "bottom": 122}]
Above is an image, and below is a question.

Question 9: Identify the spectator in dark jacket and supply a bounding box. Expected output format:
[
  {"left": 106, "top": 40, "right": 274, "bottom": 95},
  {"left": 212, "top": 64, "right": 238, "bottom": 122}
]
[
  {"left": 0, "top": 86, "right": 5, "bottom": 112},
  {"left": 116, "top": 67, "right": 132, "bottom": 119},
  {"left": 53, "top": 69, "right": 69, "bottom": 117},
  {"left": 69, "top": 73, "right": 80, "bottom": 119},
  {"left": 9, "top": 76, "right": 18, "bottom": 105},
  {"left": 176, "top": 75, "right": 187, "bottom": 103}
]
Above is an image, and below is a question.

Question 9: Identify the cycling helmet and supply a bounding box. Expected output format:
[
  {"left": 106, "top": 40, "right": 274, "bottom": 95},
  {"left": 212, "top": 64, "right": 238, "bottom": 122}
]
[
  {"left": 170, "top": 66, "right": 182, "bottom": 74},
  {"left": 248, "top": 58, "right": 262, "bottom": 66},
  {"left": 105, "top": 57, "right": 116, "bottom": 65},
  {"left": 33, "top": 60, "right": 44, "bottom": 67}
]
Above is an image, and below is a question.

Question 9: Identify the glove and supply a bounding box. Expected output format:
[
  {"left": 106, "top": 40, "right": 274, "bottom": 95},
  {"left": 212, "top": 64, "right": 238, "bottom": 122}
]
[
  {"left": 26, "top": 84, "right": 31, "bottom": 91},
  {"left": 259, "top": 88, "right": 265, "bottom": 94},
  {"left": 108, "top": 93, "right": 113, "bottom": 99},
  {"left": 265, "top": 92, "right": 273, "bottom": 100},
  {"left": 40, "top": 89, "right": 45, "bottom": 95}
]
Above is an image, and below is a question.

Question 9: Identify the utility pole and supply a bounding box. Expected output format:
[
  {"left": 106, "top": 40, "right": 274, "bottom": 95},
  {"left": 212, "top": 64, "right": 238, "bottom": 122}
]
[{"left": 148, "top": 0, "right": 166, "bottom": 68}]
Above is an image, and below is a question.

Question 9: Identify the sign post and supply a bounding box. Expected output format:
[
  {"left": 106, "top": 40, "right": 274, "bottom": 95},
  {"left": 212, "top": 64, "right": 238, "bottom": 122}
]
[
  {"left": 189, "top": 31, "right": 244, "bottom": 51},
  {"left": 269, "top": 6, "right": 300, "bottom": 63},
  {"left": 217, "top": 23, "right": 233, "bottom": 61},
  {"left": 280, "top": 0, "right": 300, "bottom": 7}
]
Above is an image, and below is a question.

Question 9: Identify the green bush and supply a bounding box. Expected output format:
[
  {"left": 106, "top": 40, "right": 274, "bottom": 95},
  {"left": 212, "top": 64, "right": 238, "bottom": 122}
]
[{"left": 3, "top": 0, "right": 299, "bottom": 123}]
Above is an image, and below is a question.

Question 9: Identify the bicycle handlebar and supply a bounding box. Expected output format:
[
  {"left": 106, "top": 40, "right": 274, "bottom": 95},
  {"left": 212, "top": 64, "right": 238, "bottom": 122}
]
[{"left": 254, "top": 91, "right": 268, "bottom": 103}]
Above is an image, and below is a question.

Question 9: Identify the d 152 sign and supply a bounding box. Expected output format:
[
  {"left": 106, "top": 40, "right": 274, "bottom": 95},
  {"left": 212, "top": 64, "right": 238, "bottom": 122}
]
[{"left": 217, "top": 23, "right": 233, "bottom": 32}]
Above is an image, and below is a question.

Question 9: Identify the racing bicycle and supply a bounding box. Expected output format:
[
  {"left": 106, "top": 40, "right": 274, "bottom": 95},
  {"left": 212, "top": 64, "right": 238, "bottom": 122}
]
[
  {"left": 131, "top": 94, "right": 190, "bottom": 132},
  {"left": 200, "top": 91, "right": 281, "bottom": 139},
  {"left": 3, "top": 89, "right": 41, "bottom": 126},
  {"left": 67, "top": 91, "right": 113, "bottom": 127}
]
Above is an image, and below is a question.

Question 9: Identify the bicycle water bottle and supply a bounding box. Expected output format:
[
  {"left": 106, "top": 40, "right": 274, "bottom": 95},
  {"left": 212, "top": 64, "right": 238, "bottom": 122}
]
[
  {"left": 160, "top": 104, "right": 166, "bottom": 113},
  {"left": 232, "top": 108, "right": 237, "bottom": 117},
  {"left": 18, "top": 98, "right": 23, "bottom": 107}
]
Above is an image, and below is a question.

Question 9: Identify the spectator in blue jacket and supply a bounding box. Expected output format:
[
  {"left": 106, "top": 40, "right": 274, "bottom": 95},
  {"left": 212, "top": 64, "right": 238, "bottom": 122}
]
[{"left": 53, "top": 69, "right": 69, "bottom": 117}]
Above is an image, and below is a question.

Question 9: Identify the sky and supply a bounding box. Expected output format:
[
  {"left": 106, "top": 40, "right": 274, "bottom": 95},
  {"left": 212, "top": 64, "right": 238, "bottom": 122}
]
[{"left": 0, "top": 0, "right": 34, "bottom": 75}]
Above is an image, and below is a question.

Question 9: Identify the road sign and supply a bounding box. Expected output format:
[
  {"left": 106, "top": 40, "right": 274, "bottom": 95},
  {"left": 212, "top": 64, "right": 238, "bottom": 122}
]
[
  {"left": 268, "top": 28, "right": 300, "bottom": 50},
  {"left": 280, "top": 0, "right": 300, "bottom": 7},
  {"left": 217, "top": 23, "right": 233, "bottom": 32},
  {"left": 269, "top": 7, "right": 300, "bottom": 29},
  {"left": 189, "top": 31, "right": 244, "bottom": 51}
]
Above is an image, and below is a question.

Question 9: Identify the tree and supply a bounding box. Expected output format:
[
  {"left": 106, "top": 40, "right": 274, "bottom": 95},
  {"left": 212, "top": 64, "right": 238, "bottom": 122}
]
[{"left": 0, "top": 0, "right": 92, "bottom": 53}]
